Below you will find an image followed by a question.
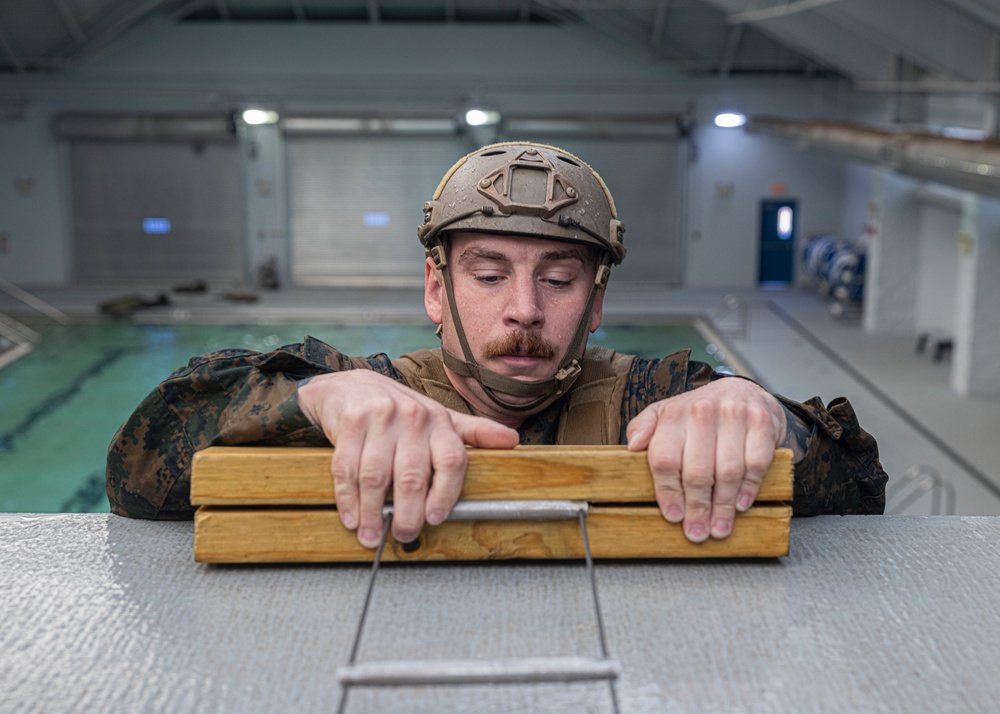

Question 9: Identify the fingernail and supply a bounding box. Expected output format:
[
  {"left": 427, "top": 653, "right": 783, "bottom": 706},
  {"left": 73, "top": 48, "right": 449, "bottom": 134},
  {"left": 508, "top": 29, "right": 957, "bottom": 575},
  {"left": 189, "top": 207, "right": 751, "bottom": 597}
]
[
  {"left": 340, "top": 511, "right": 357, "bottom": 529},
  {"left": 686, "top": 524, "right": 707, "bottom": 542},
  {"left": 665, "top": 507, "right": 684, "bottom": 523},
  {"left": 712, "top": 520, "right": 732, "bottom": 537},
  {"left": 426, "top": 509, "right": 444, "bottom": 526},
  {"left": 738, "top": 494, "right": 753, "bottom": 511},
  {"left": 359, "top": 528, "right": 379, "bottom": 546}
]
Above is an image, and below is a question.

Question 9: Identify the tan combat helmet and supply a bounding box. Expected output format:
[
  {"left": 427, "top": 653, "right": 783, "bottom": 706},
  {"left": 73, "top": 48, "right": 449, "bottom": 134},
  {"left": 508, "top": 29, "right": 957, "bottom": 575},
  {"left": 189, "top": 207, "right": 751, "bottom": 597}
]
[{"left": 418, "top": 142, "right": 627, "bottom": 412}]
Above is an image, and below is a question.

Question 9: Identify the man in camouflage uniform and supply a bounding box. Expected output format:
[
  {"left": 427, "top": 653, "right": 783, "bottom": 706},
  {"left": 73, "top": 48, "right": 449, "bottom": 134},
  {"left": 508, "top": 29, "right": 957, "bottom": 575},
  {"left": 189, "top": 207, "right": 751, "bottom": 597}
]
[{"left": 107, "top": 142, "right": 887, "bottom": 547}]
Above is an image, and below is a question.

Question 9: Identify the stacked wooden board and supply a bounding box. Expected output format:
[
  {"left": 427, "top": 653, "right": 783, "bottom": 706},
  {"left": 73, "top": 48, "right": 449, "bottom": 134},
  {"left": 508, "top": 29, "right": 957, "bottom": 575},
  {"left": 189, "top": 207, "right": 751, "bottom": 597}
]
[{"left": 191, "top": 445, "right": 793, "bottom": 562}]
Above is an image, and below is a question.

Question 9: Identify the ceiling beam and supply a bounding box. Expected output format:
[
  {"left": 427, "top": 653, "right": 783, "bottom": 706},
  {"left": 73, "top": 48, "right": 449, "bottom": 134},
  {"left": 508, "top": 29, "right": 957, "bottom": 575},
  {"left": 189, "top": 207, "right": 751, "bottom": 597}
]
[
  {"left": 718, "top": 22, "right": 745, "bottom": 76},
  {"left": 58, "top": 0, "right": 206, "bottom": 68},
  {"left": 649, "top": 0, "right": 670, "bottom": 48},
  {"left": 0, "top": 27, "right": 24, "bottom": 71},
  {"left": 63, "top": 0, "right": 175, "bottom": 62},
  {"left": 702, "top": 0, "right": 899, "bottom": 81},
  {"left": 290, "top": 0, "right": 305, "bottom": 21},
  {"left": 51, "top": 0, "right": 87, "bottom": 46},
  {"left": 367, "top": 0, "right": 380, "bottom": 23},
  {"left": 444, "top": 0, "right": 456, "bottom": 23},
  {"left": 820, "top": 0, "right": 997, "bottom": 82},
  {"left": 728, "top": 0, "right": 845, "bottom": 25},
  {"left": 938, "top": 0, "right": 1000, "bottom": 32}
]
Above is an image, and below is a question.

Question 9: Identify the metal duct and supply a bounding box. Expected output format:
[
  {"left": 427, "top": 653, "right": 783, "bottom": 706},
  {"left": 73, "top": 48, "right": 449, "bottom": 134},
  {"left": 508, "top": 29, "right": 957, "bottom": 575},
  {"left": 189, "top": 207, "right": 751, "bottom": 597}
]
[
  {"left": 55, "top": 112, "right": 236, "bottom": 142},
  {"left": 747, "top": 116, "right": 1000, "bottom": 198}
]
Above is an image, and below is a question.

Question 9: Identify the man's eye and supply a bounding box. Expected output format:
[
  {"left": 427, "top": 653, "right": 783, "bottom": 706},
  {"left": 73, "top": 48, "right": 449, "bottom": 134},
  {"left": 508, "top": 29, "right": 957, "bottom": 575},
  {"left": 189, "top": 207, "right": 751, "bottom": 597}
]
[{"left": 474, "top": 274, "right": 502, "bottom": 284}]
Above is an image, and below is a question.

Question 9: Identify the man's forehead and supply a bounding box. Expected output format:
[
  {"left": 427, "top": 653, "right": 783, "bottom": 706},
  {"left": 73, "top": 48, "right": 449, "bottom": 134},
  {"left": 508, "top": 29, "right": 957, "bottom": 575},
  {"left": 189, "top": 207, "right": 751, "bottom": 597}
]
[{"left": 449, "top": 231, "right": 588, "bottom": 262}]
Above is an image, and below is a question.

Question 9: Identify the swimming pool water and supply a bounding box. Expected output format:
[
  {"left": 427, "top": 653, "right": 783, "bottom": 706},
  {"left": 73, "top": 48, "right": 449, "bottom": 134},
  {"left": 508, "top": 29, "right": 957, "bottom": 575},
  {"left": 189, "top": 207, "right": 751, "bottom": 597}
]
[{"left": 0, "top": 321, "right": 723, "bottom": 513}]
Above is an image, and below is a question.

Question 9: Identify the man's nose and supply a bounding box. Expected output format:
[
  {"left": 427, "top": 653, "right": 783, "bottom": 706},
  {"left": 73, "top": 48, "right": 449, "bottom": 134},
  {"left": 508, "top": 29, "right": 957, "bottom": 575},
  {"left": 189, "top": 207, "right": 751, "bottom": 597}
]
[{"left": 503, "top": 277, "right": 544, "bottom": 328}]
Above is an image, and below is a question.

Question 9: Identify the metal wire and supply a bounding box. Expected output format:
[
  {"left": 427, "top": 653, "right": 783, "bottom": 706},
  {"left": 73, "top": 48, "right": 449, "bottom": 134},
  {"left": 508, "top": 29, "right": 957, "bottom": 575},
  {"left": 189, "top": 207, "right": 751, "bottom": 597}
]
[
  {"left": 336, "top": 514, "right": 393, "bottom": 714},
  {"left": 579, "top": 510, "right": 621, "bottom": 714}
]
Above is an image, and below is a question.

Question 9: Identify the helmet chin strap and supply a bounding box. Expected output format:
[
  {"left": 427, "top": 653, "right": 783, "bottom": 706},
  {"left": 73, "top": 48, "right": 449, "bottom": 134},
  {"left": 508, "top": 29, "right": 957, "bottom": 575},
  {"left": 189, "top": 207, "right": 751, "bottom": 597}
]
[{"left": 428, "top": 244, "right": 611, "bottom": 414}]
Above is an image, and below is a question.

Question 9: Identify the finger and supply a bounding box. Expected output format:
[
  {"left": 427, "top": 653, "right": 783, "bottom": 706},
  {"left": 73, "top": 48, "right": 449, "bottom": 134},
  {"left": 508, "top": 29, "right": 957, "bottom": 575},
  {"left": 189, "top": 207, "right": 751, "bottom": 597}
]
[
  {"left": 424, "top": 426, "right": 469, "bottom": 526},
  {"left": 645, "top": 407, "right": 686, "bottom": 525},
  {"left": 738, "top": 405, "right": 774, "bottom": 512},
  {"left": 356, "top": 430, "right": 396, "bottom": 549},
  {"left": 389, "top": 402, "right": 434, "bottom": 544},
  {"left": 709, "top": 400, "right": 748, "bottom": 540},
  {"left": 625, "top": 406, "right": 658, "bottom": 451},
  {"left": 450, "top": 412, "right": 519, "bottom": 448},
  {"left": 680, "top": 398, "right": 718, "bottom": 544},
  {"left": 330, "top": 415, "right": 366, "bottom": 533}
]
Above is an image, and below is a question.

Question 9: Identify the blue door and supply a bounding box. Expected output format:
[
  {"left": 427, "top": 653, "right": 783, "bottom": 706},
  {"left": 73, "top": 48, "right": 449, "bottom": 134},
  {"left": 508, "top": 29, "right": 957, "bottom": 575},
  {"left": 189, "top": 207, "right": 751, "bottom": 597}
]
[{"left": 758, "top": 199, "right": 796, "bottom": 285}]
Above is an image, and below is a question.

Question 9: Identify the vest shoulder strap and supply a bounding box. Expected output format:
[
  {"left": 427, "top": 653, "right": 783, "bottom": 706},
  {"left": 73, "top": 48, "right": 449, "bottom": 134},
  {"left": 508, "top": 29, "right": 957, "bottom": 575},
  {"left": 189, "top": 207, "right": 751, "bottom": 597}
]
[
  {"left": 391, "top": 348, "right": 471, "bottom": 415},
  {"left": 556, "top": 346, "right": 636, "bottom": 445}
]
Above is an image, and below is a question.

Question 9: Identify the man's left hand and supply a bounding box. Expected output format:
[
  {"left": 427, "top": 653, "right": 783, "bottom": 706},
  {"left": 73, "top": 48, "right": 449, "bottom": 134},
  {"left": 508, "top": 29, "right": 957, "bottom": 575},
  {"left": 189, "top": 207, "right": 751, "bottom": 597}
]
[{"left": 625, "top": 378, "right": 787, "bottom": 543}]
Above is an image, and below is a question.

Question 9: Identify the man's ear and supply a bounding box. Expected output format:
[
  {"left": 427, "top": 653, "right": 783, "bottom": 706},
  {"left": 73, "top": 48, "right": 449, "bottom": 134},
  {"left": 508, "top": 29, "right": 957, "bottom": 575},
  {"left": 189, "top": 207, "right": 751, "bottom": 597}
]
[
  {"left": 588, "top": 286, "right": 605, "bottom": 333},
  {"left": 424, "top": 258, "right": 444, "bottom": 325}
]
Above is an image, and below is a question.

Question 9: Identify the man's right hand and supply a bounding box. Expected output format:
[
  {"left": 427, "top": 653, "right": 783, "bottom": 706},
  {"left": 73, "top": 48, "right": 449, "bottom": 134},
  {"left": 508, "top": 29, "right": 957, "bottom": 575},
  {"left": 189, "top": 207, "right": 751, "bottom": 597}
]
[{"left": 297, "top": 371, "right": 519, "bottom": 548}]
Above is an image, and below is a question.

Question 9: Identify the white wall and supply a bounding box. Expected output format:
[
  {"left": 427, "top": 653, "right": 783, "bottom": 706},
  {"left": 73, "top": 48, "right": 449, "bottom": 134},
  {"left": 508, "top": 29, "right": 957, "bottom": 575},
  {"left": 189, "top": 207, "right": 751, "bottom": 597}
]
[
  {"left": 952, "top": 193, "right": 1000, "bottom": 398},
  {"left": 0, "top": 107, "right": 71, "bottom": 286},
  {"left": 840, "top": 162, "right": 874, "bottom": 245},
  {"left": 863, "top": 169, "right": 923, "bottom": 334},
  {"left": 686, "top": 128, "right": 846, "bottom": 288},
  {"left": 914, "top": 195, "right": 961, "bottom": 335}
]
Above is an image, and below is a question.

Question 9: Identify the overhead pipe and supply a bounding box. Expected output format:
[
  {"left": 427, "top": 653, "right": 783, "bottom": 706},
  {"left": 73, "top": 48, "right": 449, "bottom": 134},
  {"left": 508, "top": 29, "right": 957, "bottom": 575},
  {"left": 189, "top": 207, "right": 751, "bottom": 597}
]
[
  {"left": 747, "top": 116, "right": 1000, "bottom": 198},
  {"left": 54, "top": 111, "right": 237, "bottom": 142}
]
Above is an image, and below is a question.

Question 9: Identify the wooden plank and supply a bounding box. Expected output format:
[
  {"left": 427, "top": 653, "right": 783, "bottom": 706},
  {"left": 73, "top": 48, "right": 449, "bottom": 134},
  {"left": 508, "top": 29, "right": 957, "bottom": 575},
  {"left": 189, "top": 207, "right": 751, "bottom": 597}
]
[
  {"left": 194, "top": 505, "right": 792, "bottom": 562},
  {"left": 191, "top": 445, "right": 794, "bottom": 505}
]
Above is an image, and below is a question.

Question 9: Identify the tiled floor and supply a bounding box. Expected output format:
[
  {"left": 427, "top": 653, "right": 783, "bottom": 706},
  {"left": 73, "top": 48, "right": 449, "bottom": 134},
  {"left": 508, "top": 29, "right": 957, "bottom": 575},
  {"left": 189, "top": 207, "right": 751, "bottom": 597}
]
[{"left": 6, "top": 281, "right": 999, "bottom": 516}]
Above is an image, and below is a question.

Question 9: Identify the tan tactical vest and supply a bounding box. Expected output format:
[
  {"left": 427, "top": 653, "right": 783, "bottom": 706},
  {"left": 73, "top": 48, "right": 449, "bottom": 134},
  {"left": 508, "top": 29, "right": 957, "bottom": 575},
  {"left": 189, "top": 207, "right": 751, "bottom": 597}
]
[{"left": 392, "top": 347, "right": 636, "bottom": 444}]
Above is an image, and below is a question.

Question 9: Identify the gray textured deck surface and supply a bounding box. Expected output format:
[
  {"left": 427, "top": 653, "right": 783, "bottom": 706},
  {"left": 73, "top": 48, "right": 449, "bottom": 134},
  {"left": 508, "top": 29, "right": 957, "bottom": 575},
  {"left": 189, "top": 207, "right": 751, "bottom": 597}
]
[{"left": 2, "top": 514, "right": 997, "bottom": 713}]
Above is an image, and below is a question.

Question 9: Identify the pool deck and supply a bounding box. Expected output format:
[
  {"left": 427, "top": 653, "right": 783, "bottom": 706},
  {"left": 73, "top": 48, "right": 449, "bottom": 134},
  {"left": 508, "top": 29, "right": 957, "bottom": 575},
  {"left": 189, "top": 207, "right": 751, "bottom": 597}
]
[
  {"left": 2, "top": 512, "right": 998, "bottom": 713},
  {"left": 5, "top": 282, "right": 999, "bottom": 516}
]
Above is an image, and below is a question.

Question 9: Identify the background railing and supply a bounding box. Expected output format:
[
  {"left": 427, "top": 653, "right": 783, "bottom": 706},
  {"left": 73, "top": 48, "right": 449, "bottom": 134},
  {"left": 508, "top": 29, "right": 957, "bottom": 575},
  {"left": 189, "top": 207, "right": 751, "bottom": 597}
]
[
  {"left": 711, "top": 294, "right": 749, "bottom": 340},
  {"left": 886, "top": 464, "right": 957, "bottom": 515},
  {"left": 0, "top": 278, "right": 71, "bottom": 370}
]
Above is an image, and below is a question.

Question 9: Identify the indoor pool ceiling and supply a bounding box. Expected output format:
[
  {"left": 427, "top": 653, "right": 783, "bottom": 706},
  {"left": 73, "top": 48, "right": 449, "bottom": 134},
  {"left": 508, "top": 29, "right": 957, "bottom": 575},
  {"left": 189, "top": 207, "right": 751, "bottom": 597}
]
[{"left": 2, "top": 0, "right": 1000, "bottom": 89}]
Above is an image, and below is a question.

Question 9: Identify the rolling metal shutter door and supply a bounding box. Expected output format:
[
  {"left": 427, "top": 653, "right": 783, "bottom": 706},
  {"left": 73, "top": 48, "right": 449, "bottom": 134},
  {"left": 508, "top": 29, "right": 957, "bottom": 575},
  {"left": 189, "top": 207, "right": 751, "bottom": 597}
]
[
  {"left": 286, "top": 135, "right": 683, "bottom": 287},
  {"left": 287, "top": 136, "right": 468, "bottom": 287},
  {"left": 70, "top": 141, "right": 244, "bottom": 283}
]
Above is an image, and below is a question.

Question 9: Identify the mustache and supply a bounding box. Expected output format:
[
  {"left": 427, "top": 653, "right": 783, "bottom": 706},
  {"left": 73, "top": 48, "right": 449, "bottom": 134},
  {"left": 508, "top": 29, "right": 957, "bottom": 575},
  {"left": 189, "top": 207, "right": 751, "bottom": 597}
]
[{"left": 481, "top": 331, "right": 557, "bottom": 360}]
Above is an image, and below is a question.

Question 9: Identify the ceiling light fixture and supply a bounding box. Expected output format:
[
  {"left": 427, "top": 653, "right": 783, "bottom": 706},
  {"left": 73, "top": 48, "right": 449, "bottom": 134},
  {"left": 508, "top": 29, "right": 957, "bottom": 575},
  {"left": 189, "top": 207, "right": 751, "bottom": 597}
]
[
  {"left": 242, "top": 109, "right": 280, "bottom": 125},
  {"left": 465, "top": 108, "right": 502, "bottom": 126},
  {"left": 714, "top": 112, "right": 747, "bottom": 128}
]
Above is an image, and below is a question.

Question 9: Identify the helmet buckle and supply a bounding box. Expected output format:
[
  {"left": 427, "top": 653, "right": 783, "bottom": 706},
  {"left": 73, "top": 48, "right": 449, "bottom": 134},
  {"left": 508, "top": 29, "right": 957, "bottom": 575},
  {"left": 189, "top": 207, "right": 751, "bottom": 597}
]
[
  {"left": 594, "top": 264, "right": 611, "bottom": 289},
  {"left": 553, "top": 361, "right": 583, "bottom": 394},
  {"left": 428, "top": 244, "right": 448, "bottom": 269}
]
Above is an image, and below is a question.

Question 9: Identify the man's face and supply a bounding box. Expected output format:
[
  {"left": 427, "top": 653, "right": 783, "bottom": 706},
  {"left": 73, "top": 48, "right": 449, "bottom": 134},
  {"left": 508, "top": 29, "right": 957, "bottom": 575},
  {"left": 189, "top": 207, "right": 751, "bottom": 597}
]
[{"left": 424, "top": 231, "right": 605, "bottom": 424}]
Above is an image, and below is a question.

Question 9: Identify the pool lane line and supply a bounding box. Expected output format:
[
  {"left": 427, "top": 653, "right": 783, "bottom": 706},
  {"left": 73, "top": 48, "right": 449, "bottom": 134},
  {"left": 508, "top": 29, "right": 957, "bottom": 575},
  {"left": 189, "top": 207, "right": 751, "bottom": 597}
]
[
  {"left": 0, "top": 347, "right": 135, "bottom": 454},
  {"left": 766, "top": 300, "right": 1000, "bottom": 501},
  {"left": 58, "top": 471, "right": 108, "bottom": 512}
]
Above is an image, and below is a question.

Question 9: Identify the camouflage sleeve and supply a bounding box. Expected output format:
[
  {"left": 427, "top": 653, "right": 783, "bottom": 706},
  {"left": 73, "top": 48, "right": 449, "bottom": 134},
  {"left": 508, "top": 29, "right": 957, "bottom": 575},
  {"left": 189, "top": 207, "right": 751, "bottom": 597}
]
[
  {"left": 619, "top": 350, "right": 715, "bottom": 426},
  {"left": 774, "top": 394, "right": 887, "bottom": 516},
  {"left": 621, "top": 353, "right": 887, "bottom": 516},
  {"left": 105, "top": 341, "right": 399, "bottom": 520}
]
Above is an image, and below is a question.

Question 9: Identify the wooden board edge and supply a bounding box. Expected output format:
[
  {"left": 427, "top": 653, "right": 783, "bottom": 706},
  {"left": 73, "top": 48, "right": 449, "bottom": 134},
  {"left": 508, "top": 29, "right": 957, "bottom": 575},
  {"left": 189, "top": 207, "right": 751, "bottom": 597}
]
[
  {"left": 191, "top": 446, "right": 794, "bottom": 505},
  {"left": 194, "top": 505, "right": 791, "bottom": 563}
]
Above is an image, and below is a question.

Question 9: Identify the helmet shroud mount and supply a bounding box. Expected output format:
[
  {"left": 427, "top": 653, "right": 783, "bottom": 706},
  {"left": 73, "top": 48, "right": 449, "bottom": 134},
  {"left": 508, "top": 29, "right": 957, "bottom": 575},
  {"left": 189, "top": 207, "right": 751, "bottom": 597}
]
[{"left": 418, "top": 142, "right": 626, "bottom": 413}]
